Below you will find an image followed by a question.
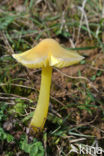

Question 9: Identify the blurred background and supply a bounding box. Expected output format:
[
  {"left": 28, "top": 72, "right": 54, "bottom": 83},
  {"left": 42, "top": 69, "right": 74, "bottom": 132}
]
[{"left": 0, "top": 0, "right": 104, "bottom": 156}]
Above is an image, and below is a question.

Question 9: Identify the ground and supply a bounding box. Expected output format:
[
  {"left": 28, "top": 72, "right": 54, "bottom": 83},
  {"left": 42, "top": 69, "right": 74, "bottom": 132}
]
[{"left": 0, "top": 0, "right": 104, "bottom": 156}]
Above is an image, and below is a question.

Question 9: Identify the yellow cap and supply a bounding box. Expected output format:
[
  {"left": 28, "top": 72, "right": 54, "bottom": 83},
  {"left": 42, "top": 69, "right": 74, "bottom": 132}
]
[{"left": 12, "top": 38, "right": 84, "bottom": 68}]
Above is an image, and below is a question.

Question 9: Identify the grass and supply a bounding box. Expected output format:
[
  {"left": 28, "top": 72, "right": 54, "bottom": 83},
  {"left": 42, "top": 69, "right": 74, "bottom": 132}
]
[{"left": 0, "top": 0, "right": 104, "bottom": 155}]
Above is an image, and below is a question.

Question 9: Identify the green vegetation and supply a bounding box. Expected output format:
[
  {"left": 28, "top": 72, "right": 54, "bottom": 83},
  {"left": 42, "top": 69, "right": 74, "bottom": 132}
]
[
  {"left": 20, "top": 136, "right": 44, "bottom": 156},
  {"left": 0, "top": 0, "right": 104, "bottom": 155}
]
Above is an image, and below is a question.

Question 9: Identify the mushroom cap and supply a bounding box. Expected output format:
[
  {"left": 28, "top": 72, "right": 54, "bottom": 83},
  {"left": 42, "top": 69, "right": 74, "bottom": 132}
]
[{"left": 12, "top": 38, "right": 84, "bottom": 68}]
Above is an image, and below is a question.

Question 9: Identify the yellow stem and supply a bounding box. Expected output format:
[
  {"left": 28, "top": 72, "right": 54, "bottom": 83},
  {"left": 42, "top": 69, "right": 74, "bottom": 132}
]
[{"left": 30, "top": 66, "right": 52, "bottom": 132}]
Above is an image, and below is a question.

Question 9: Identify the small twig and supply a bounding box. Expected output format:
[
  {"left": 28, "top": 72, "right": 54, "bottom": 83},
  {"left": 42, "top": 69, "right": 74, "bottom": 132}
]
[
  {"left": 50, "top": 96, "right": 65, "bottom": 106},
  {"left": 87, "top": 65, "right": 104, "bottom": 72},
  {"left": 55, "top": 68, "right": 89, "bottom": 81},
  {"left": 0, "top": 92, "right": 32, "bottom": 102},
  {"left": 1, "top": 102, "right": 15, "bottom": 105},
  {"left": 90, "top": 125, "right": 104, "bottom": 134},
  {"left": 0, "top": 96, "right": 31, "bottom": 101},
  {"left": 49, "top": 111, "right": 62, "bottom": 118},
  {"left": 70, "top": 138, "right": 86, "bottom": 143},
  {"left": 0, "top": 83, "right": 35, "bottom": 90},
  {"left": 55, "top": 68, "right": 98, "bottom": 92}
]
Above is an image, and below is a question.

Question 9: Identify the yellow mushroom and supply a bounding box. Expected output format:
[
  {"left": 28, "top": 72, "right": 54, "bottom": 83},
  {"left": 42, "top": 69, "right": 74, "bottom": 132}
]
[{"left": 12, "top": 38, "right": 84, "bottom": 133}]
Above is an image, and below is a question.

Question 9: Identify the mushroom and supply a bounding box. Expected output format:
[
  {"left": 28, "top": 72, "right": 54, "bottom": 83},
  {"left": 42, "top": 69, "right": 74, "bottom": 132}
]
[{"left": 12, "top": 38, "right": 84, "bottom": 133}]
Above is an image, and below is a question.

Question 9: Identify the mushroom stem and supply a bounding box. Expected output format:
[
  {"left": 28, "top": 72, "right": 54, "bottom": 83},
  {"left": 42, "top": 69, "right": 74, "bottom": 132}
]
[{"left": 30, "top": 66, "right": 52, "bottom": 132}]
